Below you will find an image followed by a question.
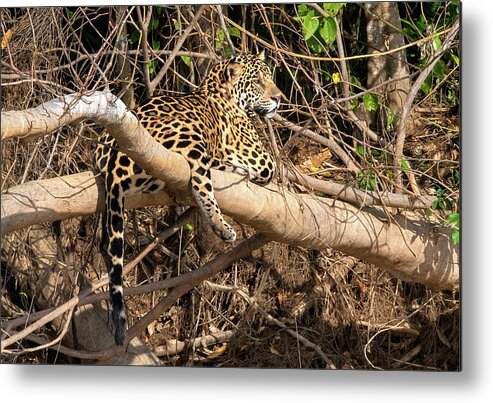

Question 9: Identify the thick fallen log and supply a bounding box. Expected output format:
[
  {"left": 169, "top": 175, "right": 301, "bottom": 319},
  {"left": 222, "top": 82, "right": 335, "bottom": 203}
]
[{"left": 1, "top": 91, "right": 459, "bottom": 291}]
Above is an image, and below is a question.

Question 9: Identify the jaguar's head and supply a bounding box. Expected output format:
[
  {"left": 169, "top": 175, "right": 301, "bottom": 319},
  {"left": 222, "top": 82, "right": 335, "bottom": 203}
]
[{"left": 214, "top": 52, "right": 282, "bottom": 118}]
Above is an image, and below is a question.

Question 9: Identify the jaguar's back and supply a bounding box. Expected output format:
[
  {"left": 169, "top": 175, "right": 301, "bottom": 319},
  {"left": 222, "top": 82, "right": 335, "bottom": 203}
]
[{"left": 95, "top": 52, "right": 282, "bottom": 345}]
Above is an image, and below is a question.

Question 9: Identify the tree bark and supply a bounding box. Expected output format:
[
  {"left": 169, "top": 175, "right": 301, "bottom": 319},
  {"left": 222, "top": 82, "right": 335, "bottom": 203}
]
[
  {"left": 364, "top": 3, "right": 411, "bottom": 114},
  {"left": 1, "top": 92, "right": 459, "bottom": 290}
]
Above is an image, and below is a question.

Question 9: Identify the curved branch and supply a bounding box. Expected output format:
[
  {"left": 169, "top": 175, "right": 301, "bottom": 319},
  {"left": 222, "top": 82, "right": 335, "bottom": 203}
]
[
  {"left": 1, "top": 92, "right": 459, "bottom": 290},
  {"left": 393, "top": 19, "right": 460, "bottom": 191}
]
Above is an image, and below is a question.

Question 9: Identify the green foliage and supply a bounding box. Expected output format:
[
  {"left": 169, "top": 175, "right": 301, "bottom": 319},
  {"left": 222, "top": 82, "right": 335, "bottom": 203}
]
[
  {"left": 431, "top": 187, "right": 448, "bottom": 211},
  {"left": 181, "top": 55, "right": 191, "bottom": 68},
  {"left": 355, "top": 143, "right": 365, "bottom": 157},
  {"left": 400, "top": 159, "right": 410, "bottom": 170},
  {"left": 323, "top": 2, "right": 345, "bottom": 17},
  {"left": 447, "top": 212, "right": 460, "bottom": 245},
  {"left": 400, "top": 2, "right": 460, "bottom": 104},
  {"left": 362, "top": 93, "right": 378, "bottom": 112},
  {"left": 319, "top": 16, "right": 337, "bottom": 45},
  {"left": 214, "top": 29, "right": 234, "bottom": 56},
  {"left": 356, "top": 170, "right": 378, "bottom": 191},
  {"left": 386, "top": 110, "right": 398, "bottom": 131},
  {"left": 294, "top": 3, "right": 345, "bottom": 54},
  {"left": 148, "top": 60, "right": 155, "bottom": 75}
]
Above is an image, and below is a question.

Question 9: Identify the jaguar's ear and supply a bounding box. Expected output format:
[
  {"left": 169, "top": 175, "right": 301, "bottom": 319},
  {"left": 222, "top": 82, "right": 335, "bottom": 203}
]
[
  {"left": 225, "top": 61, "right": 243, "bottom": 83},
  {"left": 257, "top": 49, "right": 266, "bottom": 61}
]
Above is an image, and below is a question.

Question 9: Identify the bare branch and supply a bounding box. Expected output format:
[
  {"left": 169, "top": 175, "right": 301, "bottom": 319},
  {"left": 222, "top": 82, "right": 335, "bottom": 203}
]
[
  {"left": 393, "top": 19, "right": 460, "bottom": 192},
  {"left": 149, "top": 5, "right": 207, "bottom": 94}
]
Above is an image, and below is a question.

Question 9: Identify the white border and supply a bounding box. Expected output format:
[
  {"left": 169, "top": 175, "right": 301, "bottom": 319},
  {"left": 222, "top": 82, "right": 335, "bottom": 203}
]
[{"left": 2, "top": 0, "right": 491, "bottom": 402}]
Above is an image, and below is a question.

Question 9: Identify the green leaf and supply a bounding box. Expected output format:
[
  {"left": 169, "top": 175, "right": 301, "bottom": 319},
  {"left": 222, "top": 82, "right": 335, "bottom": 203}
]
[
  {"left": 447, "top": 212, "right": 459, "bottom": 226},
  {"left": 303, "top": 14, "right": 319, "bottom": 41},
  {"left": 215, "top": 29, "right": 225, "bottom": 51},
  {"left": 323, "top": 3, "right": 345, "bottom": 17},
  {"left": 297, "top": 4, "right": 309, "bottom": 16},
  {"left": 349, "top": 98, "right": 358, "bottom": 110},
  {"left": 452, "top": 54, "right": 460, "bottom": 66},
  {"left": 363, "top": 93, "right": 378, "bottom": 112},
  {"left": 421, "top": 78, "right": 431, "bottom": 94},
  {"left": 172, "top": 18, "right": 181, "bottom": 31},
  {"left": 416, "top": 14, "right": 426, "bottom": 33},
  {"left": 228, "top": 26, "right": 241, "bottom": 38},
  {"left": 181, "top": 55, "right": 191, "bottom": 67},
  {"left": 433, "top": 59, "right": 447, "bottom": 78},
  {"left": 129, "top": 29, "right": 140, "bottom": 45},
  {"left": 307, "top": 36, "right": 324, "bottom": 54},
  {"left": 356, "top": 144, "right": 365, "bottom": 156},
  {"left": 148, "top": 60, "right": 155, "bottom": 75},
  {"left": 451, "top": 229, "right": 459, "bottom": 245},
  {"left": 151, "top": 17, "right": 159, "bottom": 31},
  {"left": 386, "top": 110, "right": 397, "bottom": 131},
  {"left": 152, "top": 40, "right": 161, "bottom": 51},
  {"left": 432, "top": 36, "right": 442, "bottom": 52},
  {"left": 319, "top": 17, "right": 337, "bottom": 45},
  {"left": 401, "top": 159, "right": 410, "bottom": 170},
  {"left": 183, "top": 223, "right": 193, "bottom": 231}
]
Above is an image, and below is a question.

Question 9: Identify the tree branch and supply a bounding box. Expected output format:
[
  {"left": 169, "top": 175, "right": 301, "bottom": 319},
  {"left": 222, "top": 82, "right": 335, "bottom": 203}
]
[
  {"left": 393, "top": 18, "right": 459, "bottom": 192},
  {"left": 1, "top": 91, "right": 459, "bottom": 290}
]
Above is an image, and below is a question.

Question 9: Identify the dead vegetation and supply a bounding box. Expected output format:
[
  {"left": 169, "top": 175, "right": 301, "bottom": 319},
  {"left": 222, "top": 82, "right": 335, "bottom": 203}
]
[{"left": 1, "top": 4, "right": 460, "bottom": 369}]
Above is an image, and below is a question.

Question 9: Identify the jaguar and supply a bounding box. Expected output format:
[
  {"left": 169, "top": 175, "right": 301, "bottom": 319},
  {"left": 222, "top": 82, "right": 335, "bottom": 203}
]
[{"left": 95, "top": 51, "right": 282, "bottom": 345}]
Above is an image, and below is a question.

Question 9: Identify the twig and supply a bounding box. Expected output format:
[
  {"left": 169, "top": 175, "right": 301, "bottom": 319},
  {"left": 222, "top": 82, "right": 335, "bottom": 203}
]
[
  {"left": 363, "top": 294, "right": 436, "bottom": 370},
  {"left": 332, "top": 72, "right": 418, "bottom": 105},
  {"left": 273, "top": 114, "right": 360, "bottom": 173},
  {"left": 0, "top": 50, "right": 213, "bottom": 78},
  {"left": 393, "top": 18, "right": 459, "bottom": 192},
  {"left": 287, "top": 167, "right": 435, "bottom": 210},
  {"left": 356, "top": 320, "right": 420, "bottom": 338},
  {"left": 310, "top": 4, "right": 350, "bottom": 100},
  {"left": 203, "top": 281, "right": 337, "bottom": 369},
  {"left": 225, "top": 16, "right": 454, "bottom": 63},
  {"left": 149, "top": 5, "right": 207, "bottom": 93},
  {"left": 123, "top": 233, "right": 268, "bottom": 346},
  {"left": 215, "top": 5, "right": 236, "bottom": 55},
  {"left": 1, "top": 285, "right": 85, "bottom": 350},
  {"left": 136, "top": 6, "right": 153, "bottom": 98},
  {"left": 0, "top": 208, "right": 196, "bottom": 346},
  {"left": 393, "top": 344, "right": 422, "bottom": 369},
  {"left": 154, "top": 330, "right": 235, "bottom": 357},
  {"left": 3, "top": 233, "right": 267, "bottom": 360},
  {"left": 2, "top": 302, "right": 76, "bottom": 356}
]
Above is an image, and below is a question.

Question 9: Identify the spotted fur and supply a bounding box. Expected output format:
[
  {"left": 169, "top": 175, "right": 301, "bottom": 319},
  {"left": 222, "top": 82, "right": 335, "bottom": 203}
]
[{"left": 95, "top": 52, "right": 281, "bottom": 345}]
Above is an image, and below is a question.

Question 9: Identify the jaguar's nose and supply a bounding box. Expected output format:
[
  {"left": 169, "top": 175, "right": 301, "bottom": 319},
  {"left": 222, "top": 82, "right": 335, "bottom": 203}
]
[{"left": 270, "top": 87, "right": 283, "bottom": 106}]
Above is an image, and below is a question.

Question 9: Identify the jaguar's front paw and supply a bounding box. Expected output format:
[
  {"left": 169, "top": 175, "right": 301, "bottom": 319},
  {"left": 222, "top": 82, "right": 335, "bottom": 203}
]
[{"left": 221, "top": 225, "right": 237, "bottom": 242}]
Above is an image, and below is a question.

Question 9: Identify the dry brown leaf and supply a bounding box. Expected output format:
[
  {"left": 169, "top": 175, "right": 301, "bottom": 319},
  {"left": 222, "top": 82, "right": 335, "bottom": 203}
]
[
  {"left": 310, "top": 148, "right": 332, "bottom": 168},
  {"left": 207, "top": 343, "right": 228, "bottom": 359},
  {"left": 1, "top": 29, "right": 12, "bottom": 49},
  {"left": 357, "top": 279, "right": 367, "bottom": 295},
  {"left": 276, "top": 288, "right": 284, "bottom": 308},
  {"left": 269, "top": 345, "right": 283, "bottom": 357}
]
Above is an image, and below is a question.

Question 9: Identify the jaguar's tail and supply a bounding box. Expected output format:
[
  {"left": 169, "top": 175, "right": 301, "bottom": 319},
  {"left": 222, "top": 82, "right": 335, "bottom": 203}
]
[{"left": 101, "top": 177, "right": 126, "bottom": 345}]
